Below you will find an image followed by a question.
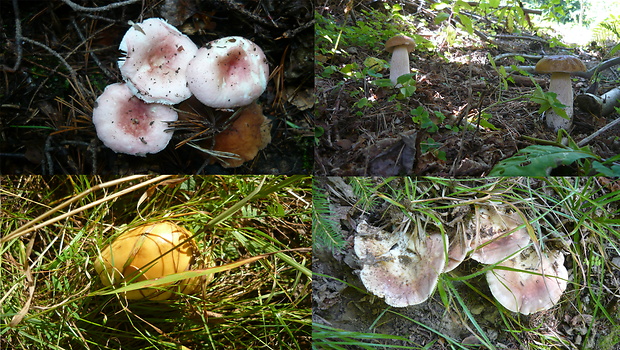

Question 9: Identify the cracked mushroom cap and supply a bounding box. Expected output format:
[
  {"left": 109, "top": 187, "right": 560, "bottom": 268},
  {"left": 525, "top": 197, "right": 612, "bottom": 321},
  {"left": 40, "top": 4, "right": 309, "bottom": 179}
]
[
  {"left": 118, "top": 18, "right": 198, "bottom": 105},
  {"left": 354, "top": 219, "right": 447, "bottom": 307},
  {"left": 94, "top": 221, "right": 203, "bottom": 300},
  {"left": 468, "top": 206, "right": 531, "bottom": 264},
  {"left": 535, "top": 55, "right": 586, "bottom": 74},
  {"left": 186, "top": 36, "right": 269, "bottom": 108},
  {"left": 92, "top": 83, "right": 178, "bottom": 156},
  {"left": 486, "top": 247, "right": 568, "bottom": 314}
]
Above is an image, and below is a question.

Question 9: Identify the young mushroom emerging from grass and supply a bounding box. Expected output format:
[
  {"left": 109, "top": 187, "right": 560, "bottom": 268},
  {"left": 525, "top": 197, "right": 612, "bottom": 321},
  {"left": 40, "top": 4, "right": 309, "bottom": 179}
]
[
  {"left": 94, "top": 221, "right": 207, "bottom": 301},
  {"left": 384, "top": 34, "right": 416, "bottom": 87},
  {"left": 186, "top": 36, "right": 269, "bottom": 108},
  {"left": 535, "top": 55, "right": 586, "bottom": 132},
  {"left": 118, "top": 18, "right": 198, "bottom": 105},
  {"left": 92, "top": 83, "right": 178, "bottom": 156}
]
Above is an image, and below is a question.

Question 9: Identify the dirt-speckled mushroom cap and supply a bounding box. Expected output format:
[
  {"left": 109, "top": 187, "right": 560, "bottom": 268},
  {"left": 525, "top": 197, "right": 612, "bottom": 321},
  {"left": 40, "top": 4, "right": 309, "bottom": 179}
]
[
  {"left": 354, "top": 219, "right": 447, "bottom": 307},
  {"left": 94, "top": 221, "right": 204, "bottom": 300},
  {"left": 384, "top": 34, "right": 416, "bottom": 53},
  {"left": 486, "top": 247, "right": 568, "bottom": 315},
  {"left": 92, "top": 83, "right": 178, "bottom": 156},
  {"left": 118, "top": 18, "right": 198, "bottom": 105},
  {"left": 468, "top": 206, "right": 531, "bottom": 264},
  {"left": 186, "top": 36, "right": 269, "bottom": 108},
  {"left": 535, "top": 55, "right": 586, "bottom": 74}
]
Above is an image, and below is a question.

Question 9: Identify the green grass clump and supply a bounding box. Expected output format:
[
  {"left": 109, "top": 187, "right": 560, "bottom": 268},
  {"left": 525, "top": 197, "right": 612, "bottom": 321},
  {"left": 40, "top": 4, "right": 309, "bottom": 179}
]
[{"left": 1, "top": 175, "right": 311, "bottom": 349}]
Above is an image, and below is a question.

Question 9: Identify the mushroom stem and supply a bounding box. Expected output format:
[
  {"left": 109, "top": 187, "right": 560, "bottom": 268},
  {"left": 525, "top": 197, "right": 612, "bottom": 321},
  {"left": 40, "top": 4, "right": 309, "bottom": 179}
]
[
  {"left": 389, "top": 46, "right": 411, "bottom": 86},
  {"left": 546, "top": 72, "right": 573, "bottom": 131}
]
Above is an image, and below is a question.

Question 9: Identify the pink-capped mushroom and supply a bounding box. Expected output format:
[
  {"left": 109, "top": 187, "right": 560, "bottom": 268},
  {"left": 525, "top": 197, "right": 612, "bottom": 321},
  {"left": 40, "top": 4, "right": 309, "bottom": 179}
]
[
  {"left": 186, "top": 36, "right": 269, "bottom": 108},
  {"left": 354, "top": 218, "right": 447, "bottom": 307},
  {"left": 118, "top": 18, "right": 198, "bottom": 105},
  {"left": 468, "top": 205, "right": 531, "bottom": 264},
  {"left": 92, "top": 83, "right": 178, "bottom": 156},
  {"left": 486, "top": 247, "right": 568, "bottom": 314}
]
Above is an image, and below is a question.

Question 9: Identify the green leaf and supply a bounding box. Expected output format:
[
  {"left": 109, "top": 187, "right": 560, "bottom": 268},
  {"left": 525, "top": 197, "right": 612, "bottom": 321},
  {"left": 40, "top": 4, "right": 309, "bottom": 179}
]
[
  {"left": 489, "top": 145, "right": 598, "bottom": 176},
  {"left": 458, "top": 14, "right": 474, "bottom": 34},
  {"left": 372, "top": 78, "right": 393, "bottom": 88},
  {"left": 434, "top": 12, "right": 450, "bottom": 24},
  {"left": 592, "top": 162, "right": 620, "bottom": 176}
]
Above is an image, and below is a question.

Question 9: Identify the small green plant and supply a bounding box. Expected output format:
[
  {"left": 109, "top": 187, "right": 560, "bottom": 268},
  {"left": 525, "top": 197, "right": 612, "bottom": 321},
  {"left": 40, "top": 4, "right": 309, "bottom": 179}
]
[
  {"left": 421, "top": 137, "right": 447, "bottom": 161},
  {"left": 529, "top": 85, "right": 569, "bottom": 120},
  {"left": 411, "top": 106, "right": 441, "bottom": 132},
  {"left": 312, "top": 180, "right": 346, "bottom": 253}
]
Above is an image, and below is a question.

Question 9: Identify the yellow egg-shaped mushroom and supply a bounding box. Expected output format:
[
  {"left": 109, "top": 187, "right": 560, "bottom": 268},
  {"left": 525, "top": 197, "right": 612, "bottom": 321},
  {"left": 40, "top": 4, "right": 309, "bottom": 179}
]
[{"left": 94, "top": 221, "right": 200, "bottom": 300}]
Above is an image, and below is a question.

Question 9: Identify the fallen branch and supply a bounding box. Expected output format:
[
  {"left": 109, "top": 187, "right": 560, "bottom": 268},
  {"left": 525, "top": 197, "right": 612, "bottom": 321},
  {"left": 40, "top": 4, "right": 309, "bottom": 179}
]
[
  {"left": 507, "top": 56, "right": 620, "bottom": 79},
  {"left": 58, "top": 0, "right": 140, "bottom": 12},
  {"left": 578, "top": 115, "right": 620, "bottom": 147},
  {"left": 494, "top": 34, "right": 547, "bottom": 43},
  {"left": 575, "top": 87, "right": 620, "bottom": 116},
  {"left": 493, "top": 53, "right": 542, "bottom": 61},
  {"left": 1, "top": 0, "right": 23, "bottom": 73},
  {"left": 464, "top": 1, "right": 542, "bottom": 15}
]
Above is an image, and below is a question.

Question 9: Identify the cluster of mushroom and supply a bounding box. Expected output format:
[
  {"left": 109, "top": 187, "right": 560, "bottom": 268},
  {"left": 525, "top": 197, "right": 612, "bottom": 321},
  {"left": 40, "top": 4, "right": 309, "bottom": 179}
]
[
  {"left": 354, "top": 204, "right": 568, "bottom": 315},
  {"left": 94, "top": 221, "right": 210, "bottom": 300},
  {"left": 92, "top": 18, "right": 270, "bottom": 165}
]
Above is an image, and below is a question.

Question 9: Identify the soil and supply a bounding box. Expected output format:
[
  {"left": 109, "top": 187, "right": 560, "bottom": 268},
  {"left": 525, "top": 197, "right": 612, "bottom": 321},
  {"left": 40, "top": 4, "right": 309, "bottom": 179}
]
[
  {"left": 0, "top": 0, "right": 313, "bottom": 174},
  {"left": 313, "top": 177, "right": 620, "bottom": 349},
  {"left": 315, "top": 1, "right": 620, "bottom": 176}
]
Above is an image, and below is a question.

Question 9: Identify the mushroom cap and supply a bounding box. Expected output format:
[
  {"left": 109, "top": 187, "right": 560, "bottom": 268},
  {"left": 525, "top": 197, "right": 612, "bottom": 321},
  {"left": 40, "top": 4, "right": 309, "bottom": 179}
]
[
  {"left": 486, "top": 247, "right": 568, "bottom": 315},
  {"left": 211, "top": 102, "right": 272, "bottom": 168},
  {"left": 118, "top": 18, "right": 198, "bottom": 105},
  {"left": 92, "top": 83, "right": 178, "bottom": 156},
  {"left": 186, "top": 36, "right": 269, "bottom": 108},
  {"left": 535, "top": 55, "right": 586, "bottom": 74},
  {"left": 385, "top": 34, "right": 416, "bottom": 53},
  {"left": 468, "top": 206, "right": 531, "bottom": 264},
  {"left": 354, "top": 220, "right": 447, "bottom": 307},
  {"left": 94, "top": 221, "right": 201, "bottom": 300}
]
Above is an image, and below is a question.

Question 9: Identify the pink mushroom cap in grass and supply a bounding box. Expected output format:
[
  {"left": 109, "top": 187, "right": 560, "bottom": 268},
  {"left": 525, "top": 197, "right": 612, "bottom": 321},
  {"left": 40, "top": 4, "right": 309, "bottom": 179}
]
[
  {"left": 354, "top": 219, "right": 447, "bottom": 307},
  {"left": 186, "top": 36, "right": 269, "bottom": 108},
  {"left": 486, "top": 247, "right": 568, "bottom": 315},
  {"left": 118, "top": 18, "right": 198, "bottom": 105},
  {"left": 92, "top": 83, "right": 178, "bottom": 156},
  {"left": 468, "top": 206, "right": 531, "bottom": 265}
]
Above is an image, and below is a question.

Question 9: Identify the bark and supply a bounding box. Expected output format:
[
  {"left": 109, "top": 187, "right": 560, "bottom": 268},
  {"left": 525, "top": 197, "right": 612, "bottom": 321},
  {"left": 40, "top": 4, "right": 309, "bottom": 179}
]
[{"left": 575, "top": 87, "right": 620, "bottom": 116}]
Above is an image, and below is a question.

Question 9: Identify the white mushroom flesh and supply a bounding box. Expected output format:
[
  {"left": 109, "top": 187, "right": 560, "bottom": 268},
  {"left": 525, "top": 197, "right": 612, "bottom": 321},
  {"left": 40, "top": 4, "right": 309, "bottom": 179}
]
[
  {"left": 546, "top": 72, "right": 573, "bottom": 131},
  {"left": 389, "top": 46, "right": 411, "bottom": 86}
]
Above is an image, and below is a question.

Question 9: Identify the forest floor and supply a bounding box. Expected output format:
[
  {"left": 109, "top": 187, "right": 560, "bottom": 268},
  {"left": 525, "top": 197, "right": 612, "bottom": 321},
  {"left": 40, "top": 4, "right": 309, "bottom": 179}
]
[
  {"left": 315, "top": 1, "right": 620, "bottom": 176},
  {"left": 1, "top": 0, "right": 313, "bottom": 174},
  {"left": 313, "top": 177, "right": 620, "bottom": 350}
]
